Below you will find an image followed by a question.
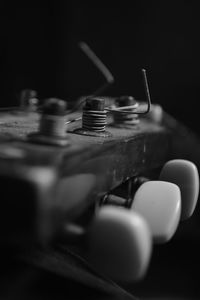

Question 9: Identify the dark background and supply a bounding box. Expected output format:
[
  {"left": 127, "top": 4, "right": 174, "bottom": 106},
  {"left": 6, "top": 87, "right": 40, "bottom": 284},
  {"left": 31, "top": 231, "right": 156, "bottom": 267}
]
[
  {"left": 1, "top": 0, "right": 200, "bottom": 133},
  {"left": 1, "top": 1, "right": 200, "bottom": 299}
]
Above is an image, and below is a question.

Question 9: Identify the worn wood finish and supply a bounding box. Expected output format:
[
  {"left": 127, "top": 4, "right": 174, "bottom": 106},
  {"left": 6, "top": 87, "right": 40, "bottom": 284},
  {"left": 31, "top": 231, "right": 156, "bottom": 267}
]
[
  {"left": 0, "top": 110, "right": 171, "bottom": 224},
  {"left": 1, "top": 106, "right": 200, "bottom": 299},
  {"left": 1, "top": 107, "right": 200, "bottom": 239}
]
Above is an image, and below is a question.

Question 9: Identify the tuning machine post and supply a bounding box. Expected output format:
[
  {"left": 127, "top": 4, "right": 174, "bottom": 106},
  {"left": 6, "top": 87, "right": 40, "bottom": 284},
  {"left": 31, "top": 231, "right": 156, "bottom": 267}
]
[
  {"left": 28, "top": 98, "right": 69, "bottom": 146},
  {"left": 19, "top": 89, "right": 39, "bottom": 112},
  {"left": 111, "top": 96, "right": 140, "bottom": 127},
  {"left": 72, "top": 97, "right": 112, "bottom": 137}
]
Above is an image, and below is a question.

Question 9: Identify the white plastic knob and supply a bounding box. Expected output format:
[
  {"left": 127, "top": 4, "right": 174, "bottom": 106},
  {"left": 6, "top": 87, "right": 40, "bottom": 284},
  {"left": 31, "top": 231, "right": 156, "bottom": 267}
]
[
  {"left": 132, "top": 181, "right": 181, "bottom": 243},
  {"left": 87, "top": 206, "right": 152, "bottom": 282},
  {"left": 159, "top": 159, "right": 199, "bottom": 220}
]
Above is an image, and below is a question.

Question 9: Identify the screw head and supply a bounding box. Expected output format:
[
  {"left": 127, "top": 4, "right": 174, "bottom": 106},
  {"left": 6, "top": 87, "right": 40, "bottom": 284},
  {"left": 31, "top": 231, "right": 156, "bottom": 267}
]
[
  {"left": 84, "top": 97, "right": 105, "bottom": 111},
  {"left": 42, "top": 98, "right": 67, "bottom": 115},
  {"left": 116, "top": 96, "right": 137, "bottom": 107}
]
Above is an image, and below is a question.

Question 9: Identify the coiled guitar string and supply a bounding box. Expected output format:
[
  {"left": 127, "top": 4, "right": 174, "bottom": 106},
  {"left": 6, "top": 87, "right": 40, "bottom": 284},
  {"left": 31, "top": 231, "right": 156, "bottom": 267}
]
[{"left": 66, "top": 42, "right": 151, "bottom": 127}]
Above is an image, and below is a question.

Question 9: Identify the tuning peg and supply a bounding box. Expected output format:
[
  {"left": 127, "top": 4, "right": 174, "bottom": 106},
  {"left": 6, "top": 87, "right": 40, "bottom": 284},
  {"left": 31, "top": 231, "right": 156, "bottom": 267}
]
[
  {"left": 159, "top": 159, "right": 199, "bottom": 220},
  {"left": 132, "top": 181, "right": 181, "bottom": 243},
  {"left": 19, "top": 89, "right": 38, "bottom": 112},
  {"left": 87, "top": 205, "right": 152, "bottom": 282}
]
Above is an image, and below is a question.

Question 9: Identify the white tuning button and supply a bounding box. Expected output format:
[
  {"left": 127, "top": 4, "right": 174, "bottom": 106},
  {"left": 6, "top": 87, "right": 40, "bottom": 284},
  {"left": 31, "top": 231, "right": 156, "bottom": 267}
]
[
  {"left": 87, "top": 206, "right": 152, "bottom": 282},
  {"left": 132, "top": 181, "right": 181, "bottom": 243},
  {"left": 159, "top": 159, "right": 199, "bottom": 220}
]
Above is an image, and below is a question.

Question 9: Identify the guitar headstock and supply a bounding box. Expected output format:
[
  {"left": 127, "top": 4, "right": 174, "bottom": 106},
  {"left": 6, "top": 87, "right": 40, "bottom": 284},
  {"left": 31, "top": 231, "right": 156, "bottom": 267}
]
[
  {"left": 0, "top": 43, "right": 200, "bottom": 299},
  {"left": 0, "top": 89, "right": 199, "bottom": 280}
]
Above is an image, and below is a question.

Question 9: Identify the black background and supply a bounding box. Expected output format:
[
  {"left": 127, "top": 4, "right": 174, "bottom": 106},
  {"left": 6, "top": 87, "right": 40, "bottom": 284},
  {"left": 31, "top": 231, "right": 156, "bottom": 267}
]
[
  {"left": 1, "top": 0, "right": 200, "bottom": 134},
  {"left": 1, "top": 1, "right": 200, "bottom": 299}
]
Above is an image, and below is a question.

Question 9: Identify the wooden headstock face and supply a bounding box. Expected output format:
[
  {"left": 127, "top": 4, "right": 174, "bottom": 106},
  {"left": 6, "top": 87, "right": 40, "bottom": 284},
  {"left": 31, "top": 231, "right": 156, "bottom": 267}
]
[
  {"left": 0, "top": 99, "right": 199, "bottom": 287},
  {"left": 0, "top": 101, "right": 171, "bottom": 241}
]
